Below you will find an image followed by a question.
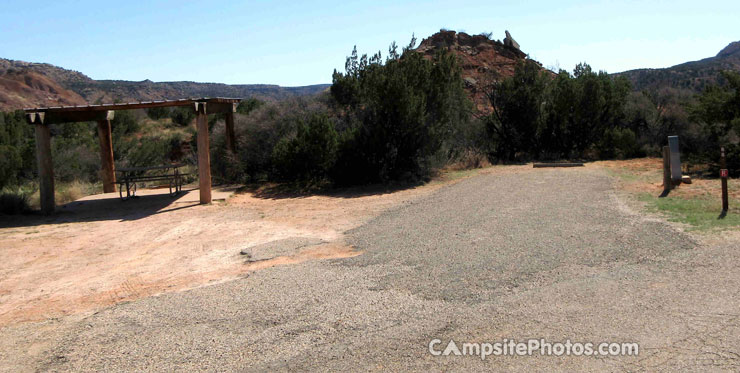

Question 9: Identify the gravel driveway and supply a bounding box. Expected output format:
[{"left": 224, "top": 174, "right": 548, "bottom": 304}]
[{"left": 9, "top": 167, "right": 740, "bottom": 371}]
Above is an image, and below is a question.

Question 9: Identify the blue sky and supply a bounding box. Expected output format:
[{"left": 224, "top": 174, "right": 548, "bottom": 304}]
[{"left": 1, "top": 0, "right": 737, "bottom": 86}]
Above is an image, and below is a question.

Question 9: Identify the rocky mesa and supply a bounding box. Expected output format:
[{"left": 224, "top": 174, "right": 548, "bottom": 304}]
[{"left": 415, "top": 29, "right": 546, "bottom": 114}]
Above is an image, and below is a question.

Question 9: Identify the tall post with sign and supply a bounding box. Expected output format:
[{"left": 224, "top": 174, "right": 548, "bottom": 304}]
[{"left": 721, "top": 147, "right": 729, "bottom": 213}]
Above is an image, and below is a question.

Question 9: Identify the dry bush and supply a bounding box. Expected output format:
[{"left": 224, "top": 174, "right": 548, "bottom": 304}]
[
  {"left": 211, "top": 96, "right": 331, "bottom": 183},
  {"left": 448, "top": 150, "right": 491, "bottom": 171}
]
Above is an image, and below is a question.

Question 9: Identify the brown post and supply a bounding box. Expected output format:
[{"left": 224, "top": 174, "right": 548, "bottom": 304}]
[
  {"left": 224, "top": 111, "right": 236, "bottom": 154},
  {"left": 721, "top": 147, "right": 729, "bottom": 213},
  {"left": 195, "top": 102, "right": 212, "bottom": 204},
  {"left": 34, "top": 122, "right": 55, "bottom": 214},
  {"left": 663, "top": 146, "right": 672, "bottom": 192},
  {"left": 97, "top": 111, "right": 116, "bottom": 193}
]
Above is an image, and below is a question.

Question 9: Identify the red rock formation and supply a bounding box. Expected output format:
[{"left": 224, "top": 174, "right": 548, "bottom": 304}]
[
  {"left": 0, "top": 69, "right": 86, "bottom": 111},
  {"left": 415, "top": 30, "right": 548, "bottom": 115}
]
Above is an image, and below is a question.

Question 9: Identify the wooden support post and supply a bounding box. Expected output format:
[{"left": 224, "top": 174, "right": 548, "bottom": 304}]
[
  {"left": 195, "top": 102, "right": 212, "bottom": 204},
  {"left": 34, "top": 123, "right": 55, "bottom": 214},
  {"left": 224, "top": 111, "right": 236, "bottom": 153},
  {"left": 662, "top": 146, "right": 672, "bottom": 192},
  {"left": 97, "top": 112, "right": 116, "bottom": 193},
  {"left": 721, "top": 147, "right": 729, "bottom": 213}
]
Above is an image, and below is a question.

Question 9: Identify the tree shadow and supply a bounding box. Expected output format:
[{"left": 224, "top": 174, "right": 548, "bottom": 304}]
[
  {"left": 238, "top": 180, "right": 426, "bottom": 200},
  {"left": 718, "top": 209, "right": 728, "bottom": 220},
  {"left": 0, "top": 188, "right": 198, "bottom": 228},
  {"left": 659, "top": 189, "right": 671, "bottom": 198}
]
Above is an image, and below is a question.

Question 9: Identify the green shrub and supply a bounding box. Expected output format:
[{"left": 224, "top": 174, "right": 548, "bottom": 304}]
[
  {"left": 330, "top": 39, "right": 471, "bottom": 184},
  {"left": 597, "top": 127, "right": 642, "bottom": 159},
  {"left": 0, "top": 110, "right": 36, "bottom": 186},
  {"left": 726, "top": 144, "right": 740, "bottom": 176},
  {"left": 0, "top": 144, "right": 23, "bottom": 189},
  {"left": 236, "top": 97, "right": 264, "bottom": 115},
  {"left": 272, "top": 114, "right": 338, "bottom": 183},
  {"left": 146, "top": 107, "right": 170, "bottom": 120},
  {"left": 111, "top": 110, "right": 140, "bottom": 137},
  {"left": 50, "top": 121, "right": 100, "bottom": 182},
  {"left": 171, "top": 107, "right": 195, "bottom": 126},
  {"left": 706, "top": 143, "right": 740, "bottom": 176}
]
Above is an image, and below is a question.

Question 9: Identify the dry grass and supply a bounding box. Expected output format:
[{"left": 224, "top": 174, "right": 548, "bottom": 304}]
[
  {"left": 138, "top": 117, "right": 193, "bottom": 139},
  {"left": 26, "top": 180, "right": 101, "bottom": 209},
  {"left": 447, "top": 150, "right": 491, "bottom": 171},
  {"left": 597, "top": 158, "right": 740, "bottom": 200}
]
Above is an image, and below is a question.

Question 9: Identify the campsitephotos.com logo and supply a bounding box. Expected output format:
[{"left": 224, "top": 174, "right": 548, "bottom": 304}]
[{"left": 429, "top": 339, "right": 639, "bottom": 360}]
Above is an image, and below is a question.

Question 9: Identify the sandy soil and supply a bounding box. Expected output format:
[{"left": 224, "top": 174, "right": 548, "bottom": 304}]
[{"left": 0, "top": 169, "right": 504, "bottom": 327}]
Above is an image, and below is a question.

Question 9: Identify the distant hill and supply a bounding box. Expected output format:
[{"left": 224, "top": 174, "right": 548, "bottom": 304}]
[
  {"left": 415, "top": 30, "right": 548, "bottom": 114},
  {"left": 0, "top": 58, "right": 329, "bottom": 111},
  {"left": 615, "top": 41, "right": 740, "bottom": 92},
  {"left": 0, "top": 62, "right": 87, "bottom": 110}
]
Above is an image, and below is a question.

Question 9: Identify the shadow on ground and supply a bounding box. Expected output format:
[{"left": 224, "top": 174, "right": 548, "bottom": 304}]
[
  {"left": 238, "top": 180, "right": 426, "bottom": 200},
  {"left": 0, "top": 188, "right": 198, "bottom": 228}
]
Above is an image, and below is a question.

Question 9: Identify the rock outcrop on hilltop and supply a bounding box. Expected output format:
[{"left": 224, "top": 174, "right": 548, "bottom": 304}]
[
  {"left": 415, "top": 30, "right": 545, "bottom": 114},
  {"left": 504, "top": 30, "right": 520, "bottom": 50}
]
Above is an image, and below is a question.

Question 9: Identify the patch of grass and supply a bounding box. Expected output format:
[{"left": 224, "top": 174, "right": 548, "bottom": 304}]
[
  {"left": 602, "top": 165, "right": 650, "bottom": 183},
  {"left": 607, "top": 169, "right": 639, "bottom": 182},
  {"left": 638, "top": 193, "right": 740, "bottom": 231},
  {"left": 600, "top": 158, "right": 740, "bottom": 232}
]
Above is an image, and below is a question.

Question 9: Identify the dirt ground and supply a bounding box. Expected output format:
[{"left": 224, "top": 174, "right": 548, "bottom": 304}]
[
  {"left": 1, "top": 161, "right": 734, "bottom": 329},
  {"left": 2, "top": 161, "right": 739, "bottom": 371},
  {"left": 594, "top": 157, "right": 740, "bottom": 201},
  {"left": 0, "top": 168, "right": 520, "bottom": 328}
]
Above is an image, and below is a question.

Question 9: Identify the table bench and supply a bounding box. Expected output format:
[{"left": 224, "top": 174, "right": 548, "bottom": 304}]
[{"left": 116, "top": 164, "right": 187, "bottom": 200}]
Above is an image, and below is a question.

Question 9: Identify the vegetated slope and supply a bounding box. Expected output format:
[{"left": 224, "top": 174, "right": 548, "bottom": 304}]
[
  {"left": 616, "top": 41, "right": 740, "bottom": 93},
  {"left": 62, "top": 80, "right": 331, "bottom": 106},
  {"left": 0, "top": 58, "right": 329, "bottom": 111},
  {"left": 415, "top": 30, "right": 549, "bottom": 114}
]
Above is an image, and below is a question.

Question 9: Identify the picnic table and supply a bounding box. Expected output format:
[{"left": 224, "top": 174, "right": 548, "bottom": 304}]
[{"left": 116, "top": 164, "right": 187, "bottom": 200}]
